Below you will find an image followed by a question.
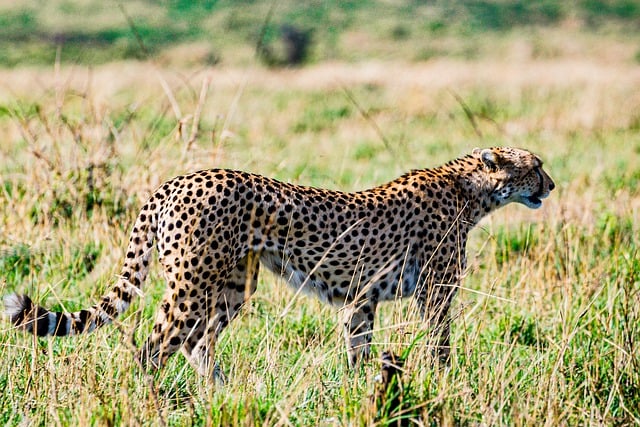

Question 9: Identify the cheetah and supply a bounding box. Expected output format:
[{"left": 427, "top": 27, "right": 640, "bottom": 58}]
[{"left": 5, "top": 147, "right": 554, "bottom": 381}]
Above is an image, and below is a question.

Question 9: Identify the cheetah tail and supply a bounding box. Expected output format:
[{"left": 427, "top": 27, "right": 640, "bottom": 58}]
[{"left": 4, "top": 198, "right": 158, "bottom": 337}]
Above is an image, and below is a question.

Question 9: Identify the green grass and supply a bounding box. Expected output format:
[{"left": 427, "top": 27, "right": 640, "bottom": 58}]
[{"left": 1, "top": 18, "right": 640, "bottom": 425}]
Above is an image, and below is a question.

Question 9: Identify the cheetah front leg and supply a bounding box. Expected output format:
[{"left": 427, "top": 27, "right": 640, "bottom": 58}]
[
  {"left": 342, "top": 299, "right": 377, "bottom": 368},
  {"left": 416, "top": 281, "right": 458, "bottom": 364}
]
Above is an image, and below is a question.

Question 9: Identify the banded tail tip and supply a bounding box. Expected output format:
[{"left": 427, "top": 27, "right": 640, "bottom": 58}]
[
  {"left": 4, "top": 293, "right": 33, "bottom": 326},
  {"left": 4, "top": 293, "right": 50, "bottom": 335}
]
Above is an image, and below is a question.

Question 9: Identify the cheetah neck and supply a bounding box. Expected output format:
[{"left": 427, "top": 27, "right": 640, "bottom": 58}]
[{"left": 411, "top": 155, "right": 500, "bottom": 227}]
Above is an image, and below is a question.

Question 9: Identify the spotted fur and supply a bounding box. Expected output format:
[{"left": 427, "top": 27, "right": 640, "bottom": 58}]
[{"left": 5, "top": 147, "right": 554, "bottom": 380}]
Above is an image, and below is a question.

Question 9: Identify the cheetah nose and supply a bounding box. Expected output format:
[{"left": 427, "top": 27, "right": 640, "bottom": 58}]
[{"left": 549, "top": 181, "right": 555, "bottom": 191}]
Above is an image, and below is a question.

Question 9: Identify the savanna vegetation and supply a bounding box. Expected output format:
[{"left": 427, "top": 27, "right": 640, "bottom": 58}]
[{"left": 1, "top": 1, "right": 639, "bottom": 425}]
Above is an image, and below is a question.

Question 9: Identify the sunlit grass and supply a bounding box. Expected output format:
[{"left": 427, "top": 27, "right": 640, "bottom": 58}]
[{"left": 1, "top": 54, "right": 639, "bottom": 425}]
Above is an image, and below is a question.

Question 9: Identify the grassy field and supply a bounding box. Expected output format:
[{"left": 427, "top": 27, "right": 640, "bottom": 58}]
[{"left": 2, "top": 3, "right": 640, "bottom": 426}]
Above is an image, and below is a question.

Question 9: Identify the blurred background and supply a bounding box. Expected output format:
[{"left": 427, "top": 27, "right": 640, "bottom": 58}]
[{"left": 1, "top": 0, "right": 639, "bottom": 67}]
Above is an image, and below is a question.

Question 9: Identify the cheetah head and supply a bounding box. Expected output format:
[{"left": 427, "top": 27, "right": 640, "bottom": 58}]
[{"left": 474, "top": 147, "right": 555, "bottom": 209}]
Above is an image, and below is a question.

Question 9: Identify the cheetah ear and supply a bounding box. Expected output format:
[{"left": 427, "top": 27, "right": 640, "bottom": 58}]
[{"left": 477, "top": 148, "right": 498, "bottom": 171}]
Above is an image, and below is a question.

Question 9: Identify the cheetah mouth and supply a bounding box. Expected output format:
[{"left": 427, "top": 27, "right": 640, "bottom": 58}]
[
  {"left": 522, "top": 188, "right": 550, "bottom": 208},
  {"left": 524, "top": 195, "right": 542, "bottom": 208}
]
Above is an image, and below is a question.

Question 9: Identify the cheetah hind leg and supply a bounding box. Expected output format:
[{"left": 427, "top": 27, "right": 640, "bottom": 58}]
[
  {"left": 137, "top": 288, "right": 189, "bottom": 373},
  {"left": 181, "top": 254, "right": 259, "bottom": 384}
]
